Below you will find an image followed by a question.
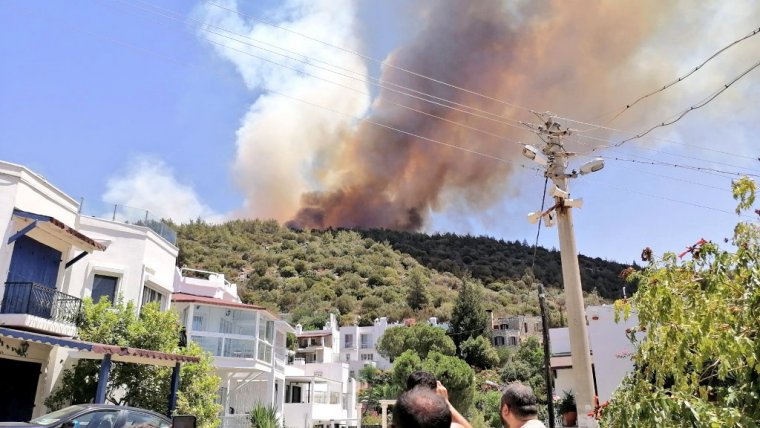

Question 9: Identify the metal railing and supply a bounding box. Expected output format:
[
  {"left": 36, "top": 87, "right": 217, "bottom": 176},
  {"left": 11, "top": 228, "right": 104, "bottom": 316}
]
[
  {"left": 79, "top": 200, "right": 177, "bottom": 245},
  {"left": 1, "top": 282, "right": 82, "bottom": 325},
  {"left": 219, "top": 415, "right": 250, "bottom": 428}
]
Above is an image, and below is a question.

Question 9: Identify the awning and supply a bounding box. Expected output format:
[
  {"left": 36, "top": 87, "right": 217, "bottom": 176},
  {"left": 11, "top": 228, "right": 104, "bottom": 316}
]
[
  {"left": 550, "top": 355, "right": 573, "bottom": 369},
  {"left": 0, "top": 327, "right": 199, "bottom": 367},
  {"left": 10, "top": 209, "right": 107, "bottom": 252}
]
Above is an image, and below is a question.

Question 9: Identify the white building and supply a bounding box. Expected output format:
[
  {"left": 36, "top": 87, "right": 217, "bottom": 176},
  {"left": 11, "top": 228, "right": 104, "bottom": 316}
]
[
  {"left": 173, "top": 268, "right": 293, "bottom": 428},
  {"left": 0, "top": 160, "right": 183, "bottom": 421},
  {"left": 288, "top": 314, "right": 358, "bottom": 428},
  {"left": 549, "top": 305, "right": 640, "bottom": 403},
  {"left": 339, "top": 317, "right": 393, "bottom": 377}
]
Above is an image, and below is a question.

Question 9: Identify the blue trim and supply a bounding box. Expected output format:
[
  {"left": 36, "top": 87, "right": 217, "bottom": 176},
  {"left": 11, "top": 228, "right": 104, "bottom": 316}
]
[
  {"left": 64, "top": 251, "right": 89, "bottom": 269},
  {"left": 95, "top": 354, "right": 112, "bottom": 404},
  {"left": 0, "top": 327, "right": 93, "bottom": 351},
  {"left": 7, "top": 221, "right": 37, "bottom": 245},
  {"left": 12, "top": 209, "right": 53, "bottom": 222}
]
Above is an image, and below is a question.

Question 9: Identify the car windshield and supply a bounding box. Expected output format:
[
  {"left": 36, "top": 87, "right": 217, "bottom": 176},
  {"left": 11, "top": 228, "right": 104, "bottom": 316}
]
[{"left": 28, "top": 405, "right": 88, "bottom": 425}]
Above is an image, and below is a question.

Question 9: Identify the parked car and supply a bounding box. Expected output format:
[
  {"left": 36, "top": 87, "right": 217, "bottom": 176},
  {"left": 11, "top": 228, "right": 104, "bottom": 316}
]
[{"left": 0, "top": 405, "right": 171, "bottom": 428}]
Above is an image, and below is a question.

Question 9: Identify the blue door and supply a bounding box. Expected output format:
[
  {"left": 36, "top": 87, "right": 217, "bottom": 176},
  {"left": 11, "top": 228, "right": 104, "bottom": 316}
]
[
  {"left": 7, "top": 235, "right": 61, "bottom": 287},
  {"left": 5, "top": 235, "right": 62, "bottom": 318}
]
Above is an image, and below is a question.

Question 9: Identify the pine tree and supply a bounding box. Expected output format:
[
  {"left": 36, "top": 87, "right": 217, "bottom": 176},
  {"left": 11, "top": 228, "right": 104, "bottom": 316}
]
[
  {"left": 449, "top": 278, "right": 490, "bottom": 349},
  {"left": 406, "top": 268, "right": 429, "bottom": 310}
]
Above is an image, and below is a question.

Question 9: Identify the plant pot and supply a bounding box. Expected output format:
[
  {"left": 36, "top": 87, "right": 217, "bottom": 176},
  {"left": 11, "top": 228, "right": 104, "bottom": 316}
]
[{"left": 562, "top": 411, "right": 577, "bottom": 427}]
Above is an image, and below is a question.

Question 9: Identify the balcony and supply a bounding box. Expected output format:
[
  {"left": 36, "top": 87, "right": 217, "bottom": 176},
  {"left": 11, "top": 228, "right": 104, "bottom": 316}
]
[{"left": 0, "top": 282, "right": 81, "bottom": 336}]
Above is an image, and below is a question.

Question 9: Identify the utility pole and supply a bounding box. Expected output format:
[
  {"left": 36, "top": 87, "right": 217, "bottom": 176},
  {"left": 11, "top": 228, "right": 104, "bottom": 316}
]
[
  {"left": 522, "top": 113, "right": 604, "bottom": 428},
  {"left": 537, "top": 283, "right": 555, "bottom": 428}
]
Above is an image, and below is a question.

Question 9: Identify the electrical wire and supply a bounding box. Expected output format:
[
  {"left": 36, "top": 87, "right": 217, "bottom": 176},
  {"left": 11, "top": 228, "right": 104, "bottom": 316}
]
[
  {"left": 601, "top": 156, "right": 760, "bottom": 179},
  {"left": 531, "top": 177, "right": 549, "bottom": 270},
  {"left": 9, "top": 3, "right": 753, "bottom": 227},
  {"left": 613, "top": 58, "right": 760, "bottom": 147},
  {"left": 202, "top": 0, "right": 760, "bottom": 165},
  {"left": 596, "top": 26, "right": 760, "bottom": 122},
  {"left": 109, "top": 0, "right": 538, "bottom": 145}
]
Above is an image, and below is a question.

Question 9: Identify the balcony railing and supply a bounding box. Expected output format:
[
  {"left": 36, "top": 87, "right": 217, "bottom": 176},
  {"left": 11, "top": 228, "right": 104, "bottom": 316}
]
[{"left": 1, "top": 282, "right": 82, "bottom": 325}]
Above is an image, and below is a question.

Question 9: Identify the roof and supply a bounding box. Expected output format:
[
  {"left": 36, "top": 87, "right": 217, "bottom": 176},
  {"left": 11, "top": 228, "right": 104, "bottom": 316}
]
[
  {"left": 296, "top": 331, "right": 332, "bottom": 338},
  {"left": 172, "top": 292, "right": 266, "bottom": 310},
  {"left": 13, "top": 209, "right": 107, "bottom": 251},
  {"left": 0, "top": 327, "right": 199, "bottom": 367}
]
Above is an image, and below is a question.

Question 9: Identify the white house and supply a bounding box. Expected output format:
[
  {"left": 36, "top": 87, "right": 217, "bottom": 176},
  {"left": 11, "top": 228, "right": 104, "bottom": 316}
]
[
  {"left": 0, "top": 160, "right": 185, "bottom": 421},
  {"left": 549, "top": 305, "right": 639, "bottom": 403},
  {"left": 287, "top": 314, "right": 358, "bottom": 428},
  {"left": 339, "top": 317, "right": 393, "bottom": 377},
  {"left": 172, "top": 268, "right": 293, "bottom": 428}
]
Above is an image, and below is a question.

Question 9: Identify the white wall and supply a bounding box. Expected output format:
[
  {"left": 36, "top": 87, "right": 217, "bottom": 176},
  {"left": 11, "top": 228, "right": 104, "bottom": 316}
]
[{"left": 586, "top": 305, "right": 639, "bottom": 402}]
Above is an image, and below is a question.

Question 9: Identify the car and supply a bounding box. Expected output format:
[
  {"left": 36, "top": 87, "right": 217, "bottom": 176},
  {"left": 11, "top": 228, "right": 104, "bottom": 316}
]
[{"left": 0, "top": 405, "right": 171, "bottom": 428}]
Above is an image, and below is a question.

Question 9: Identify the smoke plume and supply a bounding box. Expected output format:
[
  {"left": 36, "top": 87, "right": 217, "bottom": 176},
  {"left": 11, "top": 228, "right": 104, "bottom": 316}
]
[{"left": 201, "top": 0, "right": 760, "bottom": 230}]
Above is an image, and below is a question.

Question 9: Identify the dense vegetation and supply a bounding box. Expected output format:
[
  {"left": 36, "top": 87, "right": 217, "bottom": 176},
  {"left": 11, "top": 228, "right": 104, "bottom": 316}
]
[
  {"left": 356, "top": 229, "right": 635, "bottom": 299},
  {"left": 175, "top": 221, "right": 624, "bottom": 328}
]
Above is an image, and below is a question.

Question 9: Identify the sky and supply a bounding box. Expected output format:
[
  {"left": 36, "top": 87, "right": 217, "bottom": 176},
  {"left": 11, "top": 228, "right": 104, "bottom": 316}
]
[{"left": 1, "top": 0, "right": 758, "bottom": 265}]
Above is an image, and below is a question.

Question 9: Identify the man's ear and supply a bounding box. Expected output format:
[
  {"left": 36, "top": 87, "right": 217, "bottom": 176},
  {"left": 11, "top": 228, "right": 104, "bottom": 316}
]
[{"left": 500, "top": 403, "right": 509, "bottom": 420}]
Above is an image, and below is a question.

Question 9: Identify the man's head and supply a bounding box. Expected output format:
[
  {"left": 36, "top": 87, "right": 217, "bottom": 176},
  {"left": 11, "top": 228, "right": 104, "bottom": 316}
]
[
  {"left": 499, "top": 383, "right": 539, "bottom": 427},
  {"left": 392, "top": 388, "right": 452, "bottom": 428},
  {"left": 406, "top": 371, "right": 438, "bottom": 391}
]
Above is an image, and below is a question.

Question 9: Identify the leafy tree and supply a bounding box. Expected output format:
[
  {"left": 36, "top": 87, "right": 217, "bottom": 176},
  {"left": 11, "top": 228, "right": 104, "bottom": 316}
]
[
  {"left": 422, "top": 352, "right": 475, "bottom": 414},
  {"left": 602, "top": 177, "right": 760, "bottom": 426},
  {"left": 46, "top": 299, "right": 221, "bottom": 427},
  {"left": 358, "top": 365, "right": 397, "bottom": 421},
  {"left": 377, "top": 323, "right": 456, "bottom": 361},
  {"left": 449, "top": 279, "right": 490, "bottom": 349},
  {"left": 390, "top": 350, "right": 423, "bottom": 389},
  {"left": 460, "top": 336, "right": 500, "bottom": 370},
  {"left": 406, "top": 268, "right": 430, "bottom": 310},
  {"left": 500, "top": 337, "right": 546, "bottom": 404}
]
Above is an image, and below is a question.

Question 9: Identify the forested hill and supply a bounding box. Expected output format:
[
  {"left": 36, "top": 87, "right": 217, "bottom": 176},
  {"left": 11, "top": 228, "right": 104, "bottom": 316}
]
[
  {"left": 175, "top": 219, "right": 629, "bottom": 329},
  {"left": 355, "top": 229, "right": 636, "bottom": 300}
]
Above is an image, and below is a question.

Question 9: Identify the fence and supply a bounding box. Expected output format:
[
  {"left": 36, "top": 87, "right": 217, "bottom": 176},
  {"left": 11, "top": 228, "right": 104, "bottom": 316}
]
[
  {"left": 79, "top": 199, "right": 177, "bottom": 244},
  {"left": 1, "top": 282, "right": 82, "bottom": 325}
]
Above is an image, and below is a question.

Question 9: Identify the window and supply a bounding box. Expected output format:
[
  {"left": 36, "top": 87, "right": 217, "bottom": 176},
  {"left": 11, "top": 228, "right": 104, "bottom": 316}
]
[
  {"left": 508, "top": 337, "right": 518, "bottom": 346},
  {"left": 71, "top": 410, "right": 119, "bottom": 428},
  {"left": 92, "top": 275, "right": 118, "bottom": 304},
  {"left": 494, "top": 336, "right": 505, "bottom": 346},
  {"left": 122, "top": 410, "right": 170, "bottom": 428},
  {"left": 344, "top": 334, "right": 354, "bottom": 348},
  {"left": 360, "top": 334, "right": 371, "bottom": 349},
  {"left": 192, "top": 314, "right": 205, "bottom": 331},
  {"left": 345, "top": 353, "right": 351, "bottom": 362},
  {"left": 361, "top": 353, "right": 374, "bottom": 361},
  {"left": 142, "top": 286, "right": 165, "bottom": 309},
  {"left": 349, "top": 370, "right": 355, "bottom": 379}
]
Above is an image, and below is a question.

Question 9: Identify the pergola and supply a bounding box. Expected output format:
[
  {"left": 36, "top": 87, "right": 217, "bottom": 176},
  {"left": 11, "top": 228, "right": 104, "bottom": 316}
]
[{"left": 0, "top": 327, "right": 200, "bottom": 414}]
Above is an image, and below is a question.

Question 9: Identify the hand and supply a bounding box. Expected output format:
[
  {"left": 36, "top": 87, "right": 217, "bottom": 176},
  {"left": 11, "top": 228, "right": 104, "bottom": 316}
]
[{"left": 435, "top": 381, "right": 449, "bottom": 402}]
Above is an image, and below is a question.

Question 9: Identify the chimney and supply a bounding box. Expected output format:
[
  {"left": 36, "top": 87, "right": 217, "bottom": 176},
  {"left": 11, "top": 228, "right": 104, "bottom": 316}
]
[
  {"left": 486, "top": 309, "right": 494, "bottom": 329},
  {"left": 295, "top": 324, "right": 303, "bottom": 334}
]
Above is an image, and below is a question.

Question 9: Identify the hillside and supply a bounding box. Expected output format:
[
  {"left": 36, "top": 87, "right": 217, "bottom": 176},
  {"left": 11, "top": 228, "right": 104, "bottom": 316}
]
[{"left": 175, "top": 219, "right": 627, "bottom": 328}]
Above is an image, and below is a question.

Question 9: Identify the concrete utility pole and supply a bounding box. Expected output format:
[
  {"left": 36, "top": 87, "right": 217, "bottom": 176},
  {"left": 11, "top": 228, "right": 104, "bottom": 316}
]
[{"left": 523, "top": 113, "right": 604, "bottom": 428}]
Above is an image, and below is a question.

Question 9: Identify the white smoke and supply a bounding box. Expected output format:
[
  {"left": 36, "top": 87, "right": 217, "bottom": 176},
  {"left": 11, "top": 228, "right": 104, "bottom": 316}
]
[
  {"left": 197, "top": 0, "right": 370, "bottom": 221},
  {"left": 102, "top": 156, "right": 221, "bottom": 223}
]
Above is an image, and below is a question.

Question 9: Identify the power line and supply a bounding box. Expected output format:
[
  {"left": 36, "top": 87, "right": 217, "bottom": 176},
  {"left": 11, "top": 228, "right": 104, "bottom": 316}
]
[
  {"left": 118, "top": 0, "right": 760, "bottom": 171},
  {"left": 110, "top": 0, "right": 538, "bottom": 145},
  {"left": 597, "top": 26, "right": 760, "bottom": 122},
  {"left": 602, "top": 156, "right": 760, "bottom": 179},
  {"left": 16, "top": 4, "right": 755, "bottom": 225},
  {"left": 205, "top": 0, "right": 760, "bottom": 167},
  {"left": 531, "top": 177, "right": 549, "bottom": 270},
  {"left": 613, "top": 58, "right": 760, "bottom": 147}
]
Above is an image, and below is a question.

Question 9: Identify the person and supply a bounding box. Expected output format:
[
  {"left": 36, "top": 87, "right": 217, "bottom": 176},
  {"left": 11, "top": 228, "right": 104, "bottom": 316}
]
[
  {"left": 405, "top": 371, "right": 472, "bottom": 428},
  {"left": 392, "top": 387, "right": 452, "bottom": 428},
  {"left": 499, "top": 383, "right": 547, "bottom": 428}
]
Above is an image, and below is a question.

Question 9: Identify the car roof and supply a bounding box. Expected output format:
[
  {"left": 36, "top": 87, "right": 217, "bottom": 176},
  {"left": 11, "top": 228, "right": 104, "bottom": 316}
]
[{"left": 71, "top": 404, "right": 170, "bottom": 421}]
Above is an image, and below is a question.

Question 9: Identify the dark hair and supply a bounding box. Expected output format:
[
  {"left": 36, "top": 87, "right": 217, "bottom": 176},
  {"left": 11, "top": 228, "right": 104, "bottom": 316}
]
[
  {"left": 501, "top": 383, "right": 539, "bottom": 419},
  {"left": 406, "top": 371, "right": 438, "bottom": 391},
  {"left": 393, "top": 388, "right": 451, "bottom": 428}
]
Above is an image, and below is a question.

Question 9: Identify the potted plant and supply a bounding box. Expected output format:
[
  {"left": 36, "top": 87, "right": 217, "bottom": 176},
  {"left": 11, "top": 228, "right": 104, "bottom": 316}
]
[{"left": 558, "top": 390, "right": 577, "bottom": 427}]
